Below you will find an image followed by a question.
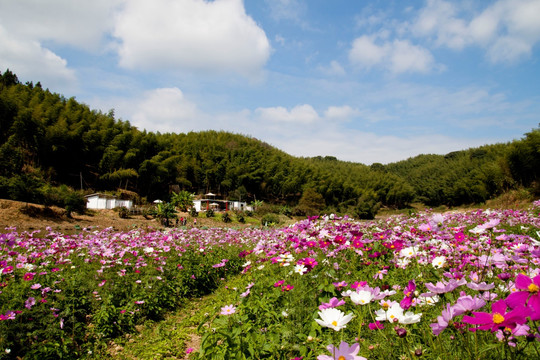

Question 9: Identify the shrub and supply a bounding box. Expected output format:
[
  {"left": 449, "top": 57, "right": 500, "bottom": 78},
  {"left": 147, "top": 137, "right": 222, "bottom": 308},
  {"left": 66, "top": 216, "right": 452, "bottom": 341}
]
[
  {"left": 117, "top": 206, "right": 129, "bottom": 219},
  {"left": 205, "top": 209, "right": 214, "bottom": 218},
  {"left": 261, "top": 213, "right": 280, "bottom": 226},
  {"left": 189, "top": 207, "right": 198, "bottom": 217},
  {"left": 221, "top": 212, "right": 232, "bottom": 223},
  {"left": 236, "top": 212, "right": 245, "bottom": 223}
]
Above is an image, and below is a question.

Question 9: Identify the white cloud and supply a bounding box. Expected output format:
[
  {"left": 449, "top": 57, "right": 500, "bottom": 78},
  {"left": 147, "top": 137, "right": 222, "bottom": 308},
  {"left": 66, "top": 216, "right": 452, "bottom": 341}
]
[
  {"left": 0, "top": 25, "right": 76, "bottom": 90},
  {"left": 130, "top": 88, "right": 200, "bottom": 133},
  {"left": 114, "top": 0, "right": 271, "bottom": 77},
  {"left": 349, "top": 36, "right": 436, "bottom": 73},
  {"left": 412, "top": 0, "right": 468, "bottom": 50},
  {"left": 265, "top": 0, "right": 306, "bottom": 22},
  {"left": 255, "top": 104, "right": 320, "bottom": 124},
  {"left": 324, "top": 105, "right": 359, "bottom": 120},
  {"left": 318, "top": 60, "right": 346, "bottom": 76},
  {"left": 0, "top": 0, "right": 120, "bottom": 51},
  {"left": 412, "top": 0, "right": 540, "bottom": 63}
]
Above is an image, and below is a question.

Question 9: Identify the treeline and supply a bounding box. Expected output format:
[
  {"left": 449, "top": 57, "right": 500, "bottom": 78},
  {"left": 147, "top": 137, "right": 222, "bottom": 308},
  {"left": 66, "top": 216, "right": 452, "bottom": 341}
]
[{"left": 0, "top": 69, "right": 538, "bottom": 218}]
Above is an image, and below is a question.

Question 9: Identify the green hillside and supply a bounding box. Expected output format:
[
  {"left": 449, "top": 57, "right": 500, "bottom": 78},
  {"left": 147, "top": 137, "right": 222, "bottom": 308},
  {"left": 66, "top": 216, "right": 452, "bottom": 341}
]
[{"left": 1, "top": 69, "right": 538, "bottom": 218}]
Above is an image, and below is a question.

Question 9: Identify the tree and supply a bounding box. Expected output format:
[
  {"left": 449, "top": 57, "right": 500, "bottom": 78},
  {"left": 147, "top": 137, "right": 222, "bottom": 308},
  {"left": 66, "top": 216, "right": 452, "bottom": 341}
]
[
  {"left": 151, "top": 202, "right": 177, "bottom": 227},
  {"left": 294, "top": 188, "right": 325, "bottom": 216},
  {"left": 171, "top": 190, "right": 194, "bottom": 211}
]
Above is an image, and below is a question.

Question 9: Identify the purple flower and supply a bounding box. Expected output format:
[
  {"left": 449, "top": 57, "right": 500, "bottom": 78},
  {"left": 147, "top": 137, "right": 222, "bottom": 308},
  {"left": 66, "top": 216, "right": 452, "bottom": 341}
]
[
  {"left": 25, "top": 297, "right": 36, "bottom": 309},
  {"left": 466, "top": 282, "right": 495, "bottom": 291},
  {"left": 430, "top": 303, "right": 455, "bottom": 336},
  {"left": 319, "top": 297, "right": 346, "bottom": 310}
]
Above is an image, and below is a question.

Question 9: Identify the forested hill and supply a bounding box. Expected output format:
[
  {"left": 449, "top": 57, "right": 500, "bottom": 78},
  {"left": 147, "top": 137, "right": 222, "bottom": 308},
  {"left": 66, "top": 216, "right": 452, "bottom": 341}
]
[{"left": 1, "top": 69, "right": 538, "bottom": 218}]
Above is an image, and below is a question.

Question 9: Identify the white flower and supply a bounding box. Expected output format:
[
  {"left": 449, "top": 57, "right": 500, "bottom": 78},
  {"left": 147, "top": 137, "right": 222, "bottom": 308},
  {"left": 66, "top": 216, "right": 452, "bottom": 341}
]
[
  {"left": 350, "top": 290, "right": 373, "bottom": 305},
  {"left": 242, "top": 261, "right": 252, "bottom": 267},
  {"left": 400, "top": 311, "right": 422, "bottom": 324},
  {"left": 374, "top": 303, "right": 422, "bottom": 324},
  {"left": 416, "top": 295, "right": 439, "bottom": 306},
  {"left": 143, "top": 247, "right": 154, "bottom": 253},
  {"left": 294, "top": 264, "right": 307, "bottom": 275},
  {"left": 431, "top": 256, "right": 446, "bottom": 268},
  {"left": 315, "top": 308, "right": 354, "bottom": 331},
  {"left": 400, "top": 246, "right": 419, "bottom": 258}
]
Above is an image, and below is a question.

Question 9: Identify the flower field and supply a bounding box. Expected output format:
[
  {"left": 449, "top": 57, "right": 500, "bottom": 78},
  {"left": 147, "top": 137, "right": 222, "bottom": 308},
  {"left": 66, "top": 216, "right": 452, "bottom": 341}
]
[{"left": 2, "top": 202, "right": 540, "bottom": 359}]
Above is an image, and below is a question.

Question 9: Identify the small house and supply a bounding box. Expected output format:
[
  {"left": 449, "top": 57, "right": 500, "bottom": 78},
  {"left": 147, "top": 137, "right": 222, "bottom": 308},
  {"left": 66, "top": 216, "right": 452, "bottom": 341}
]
[{"left": 85, "top": 193, "right": 133, "bottom": 210}]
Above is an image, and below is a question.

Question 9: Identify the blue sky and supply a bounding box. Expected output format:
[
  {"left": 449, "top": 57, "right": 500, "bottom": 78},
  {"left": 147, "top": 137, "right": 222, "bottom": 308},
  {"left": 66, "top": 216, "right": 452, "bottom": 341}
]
[{"left": 1, "top": 0, "right": 539, "bottom": 164}]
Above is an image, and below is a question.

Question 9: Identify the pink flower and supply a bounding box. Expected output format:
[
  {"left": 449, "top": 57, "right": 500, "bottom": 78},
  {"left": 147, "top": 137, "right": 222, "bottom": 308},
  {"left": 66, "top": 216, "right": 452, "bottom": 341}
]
[
  {"left": 186, "top": 347, "right": 194, "bottom": 354},
  {"left": 220, "top": 304, "right": 236, "bottom": 315},
  {"left": 274, "top": 280, "right": 285, "bottom": 287},
  {"left": 319, "top": 297, "right": 345, "bottom": 310},
  {"left": 317, "top": 341, "right": 366, "bottom": 360},
  {"left": 25, "top": 297, "right": 36, "bottom": 309}
]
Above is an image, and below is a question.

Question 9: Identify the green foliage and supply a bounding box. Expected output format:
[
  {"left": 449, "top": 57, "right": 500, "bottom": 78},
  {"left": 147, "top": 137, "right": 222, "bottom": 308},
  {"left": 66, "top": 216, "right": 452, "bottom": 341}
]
[
  {"left": 0, "top": 69, "right": 538, "bottom": 214},
  {"left": 117, "top": 206, "right": 129, "bottom": 219},
  {"left": 150, "top": 202, "right": 177, "bottom": 226},
  {"left": 261, "top": 213, "right": 280, "bottom": 226},
  {"left": 170, "top": 190, "right": 195, "bottom": 211},
  {"left": 235, "top": 211, "right": 245, "bottom": 223},
  {"left": 355, "top": 190, "right": 381, "bottom": 220},
  {"left": 205, "top": 208, "right": 215, "bottom": 218},
  {"left": 221, "top": 212, "right": 232, "bottom": 223},
  {"left": 189, "top": 207, "right": 198, "bottom": 217},
  {"left": 294, "top": 188, "right": 325, "bottom": 216}
]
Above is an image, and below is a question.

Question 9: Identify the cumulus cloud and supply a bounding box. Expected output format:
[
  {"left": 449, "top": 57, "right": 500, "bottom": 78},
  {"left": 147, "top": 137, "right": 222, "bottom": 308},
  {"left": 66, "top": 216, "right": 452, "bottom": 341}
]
[
  {"left": 349, "top": 35, "right": 436, "bottom": 73},
  {"left": 0, "top": 25, "right": 76, "bottom": 90},
  {"left": 412, "top": 0, "right": 540, "bottom": 63},
  {"left": 114, "top": 0, "right": 271, "bottom": 77},
  {"left": 130, "top": 88, "right": 200, "bottom": 133},
  {"left": 0, "top": 0, "right": 120, "bottom": 51}
]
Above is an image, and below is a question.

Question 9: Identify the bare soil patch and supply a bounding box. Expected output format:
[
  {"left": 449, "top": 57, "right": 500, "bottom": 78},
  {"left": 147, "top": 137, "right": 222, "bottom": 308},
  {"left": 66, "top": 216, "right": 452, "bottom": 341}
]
[{"left": 0, "top": 199, "right": 260, "bottom": 234}]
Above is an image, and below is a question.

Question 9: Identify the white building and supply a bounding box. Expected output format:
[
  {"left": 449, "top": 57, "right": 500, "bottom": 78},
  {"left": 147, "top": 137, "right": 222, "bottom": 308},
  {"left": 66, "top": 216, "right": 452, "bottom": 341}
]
[
  {"left": 85, "top": 193, "right": 133, "bottom": 210},
  {"left": 192, "top": 199, "right": 251, "bottom": 212}
]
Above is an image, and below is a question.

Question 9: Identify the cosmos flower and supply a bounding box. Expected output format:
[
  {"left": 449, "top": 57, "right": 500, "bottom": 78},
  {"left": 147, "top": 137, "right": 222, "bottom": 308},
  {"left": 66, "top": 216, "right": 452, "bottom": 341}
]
[
  {"left": 220, "top": 304, "right": 236, "bottom": 315},
  {"left": 317, "top": 341, "right": 366, "bottom": 360},
  {"left": 462, "top": 299, "right": 528, "bottom": 332},
  {"left": 315, "top": 308, "right": 354, "bottom": 331}
]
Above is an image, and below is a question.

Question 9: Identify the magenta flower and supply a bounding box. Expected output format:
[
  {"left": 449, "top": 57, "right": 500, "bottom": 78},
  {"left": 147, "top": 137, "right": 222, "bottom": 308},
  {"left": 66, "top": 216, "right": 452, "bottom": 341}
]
[
  {"left": 317, "top": 341, "right": 366, "bottom": 360},
  {"left": 274, "top": 280, "right": 285, "bottom": 287},
  {"left": 505, "top": 274, "right": 540, "bottom": 320},
  {"left": 281, "top": 284, "right": 294, "bottom": 292},
  {"left": 368, "top": 321, "right": 384, "bottom": 330},
  {"left": 23, "top": 272, "right": 35, "bottom": 281},
  {"left": 462, "top": 299, "right": 528, "bottom": 332},
  {"left": 400, "top": 280, "right": 415, "bottom": 310}
]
